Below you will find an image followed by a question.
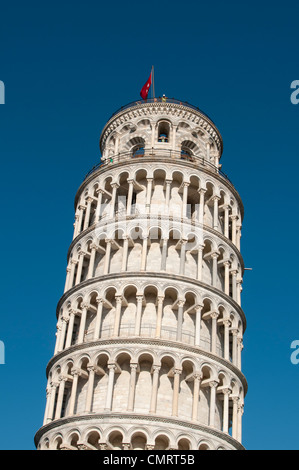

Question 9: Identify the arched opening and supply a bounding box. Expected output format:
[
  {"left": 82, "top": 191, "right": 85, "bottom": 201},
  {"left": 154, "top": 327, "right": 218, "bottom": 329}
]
[
  {"left": 108, "top": 430, "right": 124, "bottom": 450},
  {"left": 131, "top": 432, "right": 147, "bottom": 450},
  {"left": 157, "top": 121, "right": 170, "bottom": 142},
  {"left": 154, "top": 434, "right": 170, "bottom": 450}
]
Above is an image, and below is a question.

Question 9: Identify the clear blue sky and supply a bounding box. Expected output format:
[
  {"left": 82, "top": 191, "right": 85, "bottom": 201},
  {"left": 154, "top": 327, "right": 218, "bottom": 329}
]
[{"left": 0, "top": 0, "right": 299, "bottom": 450}]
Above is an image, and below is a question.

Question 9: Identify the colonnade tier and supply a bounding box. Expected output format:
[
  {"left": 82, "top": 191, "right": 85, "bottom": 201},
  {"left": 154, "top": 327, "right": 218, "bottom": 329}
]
[
  {"left": 54, "top": 274, "right": 245, "bottom": 368},
  {"left": 35, "top": 414, "right": 244, "bottom": 450},
  {"left": 64, "top": 223, "right": 243, "bottom": 304},
  {"left": 37, "top": 339, "right": 245, "bottom": 450},
  {"left": 72, "top": 161, "right": 243, "bottom": 249}
]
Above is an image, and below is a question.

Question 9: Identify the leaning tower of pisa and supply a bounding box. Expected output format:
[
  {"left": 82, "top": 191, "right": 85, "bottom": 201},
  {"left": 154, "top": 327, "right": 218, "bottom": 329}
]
[{"left": 35, "top": 97, "right": 247, "bottom": 451}]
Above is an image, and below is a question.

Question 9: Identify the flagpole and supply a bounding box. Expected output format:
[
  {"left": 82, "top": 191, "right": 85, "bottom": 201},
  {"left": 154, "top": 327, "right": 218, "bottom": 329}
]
[{"left": 152, "top": 65, "right": 155, "bottom": 99}]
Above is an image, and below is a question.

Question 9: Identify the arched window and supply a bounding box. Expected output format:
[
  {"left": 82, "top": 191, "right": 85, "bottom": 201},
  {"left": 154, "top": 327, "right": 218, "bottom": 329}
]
[{"left": 158, "top": 121, "right": 170, "bottom": 142}]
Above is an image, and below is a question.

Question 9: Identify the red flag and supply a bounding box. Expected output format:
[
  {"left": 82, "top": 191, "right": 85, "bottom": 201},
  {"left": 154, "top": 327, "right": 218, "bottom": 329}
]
[{"left": 140, "top": 71, "right": 152, "bottom": 101}]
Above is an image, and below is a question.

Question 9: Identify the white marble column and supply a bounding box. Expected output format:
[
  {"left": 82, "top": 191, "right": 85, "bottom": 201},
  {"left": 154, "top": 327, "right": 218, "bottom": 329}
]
[
  {"left": 155, "top": 296, "right": 164, "bottom": 338},
  {"left": 105, "top": 364, "right": 116, "bottom": 411},
  {"left": 161, "top": 238, "right": 168, "bottom": 270},
  {"left": 237, "top": 337, "right": 243, "bottom": 369},
  {"left": 134, "top": 295, "right": 143, "bottom": 336},
  {"left": 212, "top": 196, "right": 220, "bottom": 230},
  {"left": 232, "top": 396, "right": 239, "bottom": 439},
  {"left": 197, "top": 245, "right": 204, "bottom": 281},
  {"left": 74, "top": 205, "right": 85, "bottom": 238},
  {"left": 211, "top": 312, "right": 219, "bottom": 354},
  {"left": 231, "top": 269, "right": 237, "bottom": 301},
  {"left": 191, "top": 373, "right": 202, "bottom": 421},
  {"left": 113, "top": 296, "right": 123, "bottom": 337},
  {"left": 181, "top": 182, "right": 189, "bottom": 218},
  {"left": 195, "top": 305, "right": 203, "bottom": 347},
  {"left": 230, "top": 215, "right": 238, "bottom": 245},
  {"left": 58, "top": 315, "right": 68, "bottom": 352},
  {"left": 224, "top": 261, "right": 230, "bottom": 295},
  {"left": 121, "top": 237, "right": 129, "bottom": 272},
  {"left": 93, "top": 298, "right": 103, "bottom": 340},
  {"left": 179, "top": 239, "right": 187, "bottom": 275},
  {"left": 198, "top": 188, "right": 206, "bottom": 225},
  {"left": 146, "top": 178, "right": 153, "bottom": 214},
  {"left": 237, "top": 403, "right": 244, "bottom": 442},
  {"left": 83, "top": 197, "right": 93, "bottom": 230},
  {"left": 55, "top": 376, "right": 67, "bottom": 419},
  {"left": 47, "top": 382, "right": 58, "bottom": 422},
  {"left": 69, "top": 370, "right": 79, "bottom": 415},
  {"left": 95, "top": 189, "right": 104, "bottom": 222},
  {"left": 211, "top": 252, "right": 219, "bottom": 288},
  {"left": 103, "top": 239, "right": 112, "bottom": 275},
  {"left": 209, "top": 381, "right": 218, "bottom": 427},
  {"left": 87, "top": 244, "right": 97, "bottom": 279},
  {"left": 109, "top": 183, "right": 119, "bottom": 218},
  {"left": 141, "top": 236, "right": 148, "bottom": 271},
  {"left": 65, "top": 310, "right": 75, "bottom": 348},
  {"left": 78, "top": 304, "right": 88, "bottom": 344},
  {"left": 127, "top": 363, "right": 138, "bottom": 412},
  {"left": 223, "top": 205, "right": 230, "bottom": 238},
  {"left": 231, "top": 328, "right": 238, "bottom": 365},
  {"left": 126, "top": 180, "right": 134, "bottom": 215},
  {"left": 85, "top": 366, "right": 96, "bottom": 413},
  {"left": 223, "top": 320, "right": 231, "bottom": 361},
  {"left": 222, "top": 388, "right": 231, "bottom": 433},
  {"left": 64, "top": 265, "right": 71, "bottom": 293},
  {"left": 171, "top": 369, "right": 182, "bottom": 417},
  {"left": 43, "top": 386, "right": 51, "bottom": 425},
  {"left": 75, "top": 251, "right": 85, "bottom": 285},
  {"left": 176, "top": 300, "right": 185, "bottom": 342},
  {"left": 149, "top": 365, "right": 160, "bottom": 413},
  {"left": 164, "top": 180, "right": 172, "bottom": 211}
]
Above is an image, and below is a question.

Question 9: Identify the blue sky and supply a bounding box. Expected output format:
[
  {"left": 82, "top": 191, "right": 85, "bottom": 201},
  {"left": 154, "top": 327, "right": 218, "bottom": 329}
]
[{"left": 0, "top": 0, "right": 299, "bottom": 450}]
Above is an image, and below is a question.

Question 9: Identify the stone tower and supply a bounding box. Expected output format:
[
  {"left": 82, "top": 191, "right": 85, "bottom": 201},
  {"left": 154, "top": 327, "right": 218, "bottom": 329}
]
[{"left": 35, "top": 98, "right": 247, "bottom": 450}]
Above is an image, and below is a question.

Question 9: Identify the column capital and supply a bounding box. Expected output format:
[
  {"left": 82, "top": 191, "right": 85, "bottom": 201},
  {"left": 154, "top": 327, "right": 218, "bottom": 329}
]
[
  {"left": 193, "top": 372, "right": 202, "bottom": 381},
  {"left": 195, "top": 304, "right": 204, "bottom": 312},
  {"left": 197, "top": 187, "right": 207, "bottom": 194},
  {"left": 209, "top": 380, "right": 219, "bottom": 389},
  {"left": 210, "top": 311, "right": 219, "bottom": 320},
  {"left": 221, "top": 387, "right": 232, "bottom": 395}
]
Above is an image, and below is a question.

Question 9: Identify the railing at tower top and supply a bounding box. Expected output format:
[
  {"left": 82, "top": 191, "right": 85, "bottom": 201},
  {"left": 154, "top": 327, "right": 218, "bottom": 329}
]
[
  {"left": 107, "top": 97, "right": 215, "bottom": 124},
  {"left": 84, "top": 148, "right": 232, "bottom": 185}
]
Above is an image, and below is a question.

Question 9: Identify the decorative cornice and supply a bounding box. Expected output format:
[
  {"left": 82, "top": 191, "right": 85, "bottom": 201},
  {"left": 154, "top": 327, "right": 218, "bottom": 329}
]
[{"left": 34, "top": 412, "right": 244, "bottom": 450}]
